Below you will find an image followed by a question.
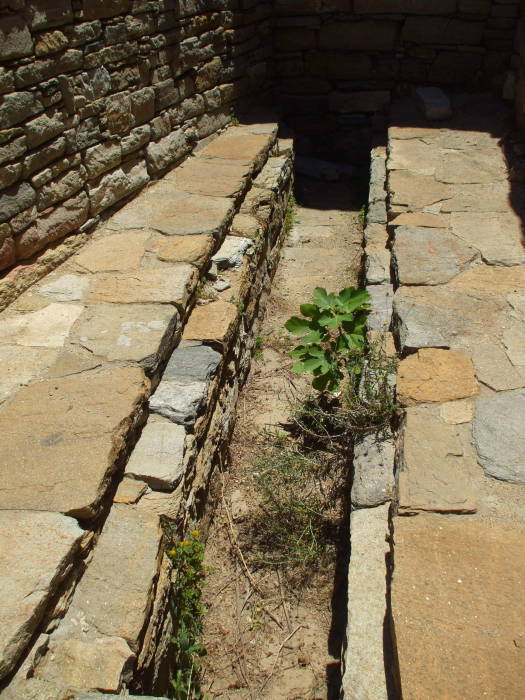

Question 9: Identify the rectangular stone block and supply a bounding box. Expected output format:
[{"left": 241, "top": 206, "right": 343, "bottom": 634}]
[
  {"left": 146, "top": 128, "right": 195, "bottom": 176},
  {"left": 0, "top": 92, "right": 44, "bottom": 129},
  {"left": 82, "top": 0, "right": 130, "bottom": 20},
  {"left": 0, "top": 16, "right": 33, "bottom": 61},
  {"left": 27, "top": 0, "right": 73, "bottom": 29},
  {"left": 402, "top": 17, "right": 484, "bottom": 44},
  {"left": 319, "top": 21, "right": 399, "bottom": 51},
  {"left": 87, "top": 160, "right": 149, "bottom": 215},
  {"left": 125, "top": 419, "right": 186, "bottom": 490}
]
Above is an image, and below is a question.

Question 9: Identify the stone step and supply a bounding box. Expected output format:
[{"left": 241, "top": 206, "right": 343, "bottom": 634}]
[{"left": 3, "top": 137, "right": 294, "bottom": 696}]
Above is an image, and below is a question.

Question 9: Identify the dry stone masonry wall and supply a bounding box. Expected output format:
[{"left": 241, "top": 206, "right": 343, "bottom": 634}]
[{"left": 0, "top": 0, "right": 273, "bottom": 300}]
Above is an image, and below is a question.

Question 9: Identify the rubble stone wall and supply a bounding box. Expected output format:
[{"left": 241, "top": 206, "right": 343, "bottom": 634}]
[
  {"left": 273, "top": 0, "right": 518, "bottom": 156},
  {"left": 0, "top": 0, "right": 273, "bottom": 273}
]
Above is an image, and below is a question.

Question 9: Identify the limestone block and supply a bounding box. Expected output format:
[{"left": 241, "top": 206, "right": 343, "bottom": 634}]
[
  {"left": 0, "top": 134, "right": 27, "bottom": 167},
  {"left": 390, "top": 212, "right": 448, "bottom": 228},
  {"left": 393, "top": 227, "right": 478, "bottom": 285},
  {"left": 388, "top": 137, "right": 442, "bottom": 177},
  {"left": 398, "top": 407, "right": 479, "bottom": 514},
  {"left": 70, "top": 303, "right": 179, "bottom": 370},
  {"left": 0, "top": 182, "right": 36, "bottom": 224},
  {"left": 39, "top": 274, "right": 91, "bottom": 302},
  {"left": 89, "top": 265, "right": 197, "bottom": 307},
  {"left": 473, "top": 390, "right": 525, "bottom": 483},
  {"left": 0, "top": 367, "right": 149, "bottom": 517},
  {"left": 113, "top": 477, "right": 148, "bottom": 504},
  {"left": 351, "top": 434, "right": 395, "bottom": 508},
  {"left": 183, "top": 300, "right": 238, "bottom": 344},
  {"left": 156, "top": 234, "right": 214, "bottom": 267},
  {"left": 366, "top": 246, "right": 391, "bottom": 285},
  {"left": 253, "top": 155, "right": 292, "bottom": 192},
  {"left": 471, "top": 342, "right": 525, "bottom": 392},
  {"left": 392, "top": 514, "right": 525, "bottom": 700},
  {"left": 397, "top": 349, "right": 478, "bottom": 405},
  {"left": 0, "top": 235, "right": 15, "bottom": 271},
  {"left": 166, "top": 156, "right": 252, "bottom": 198},
  {"left": 212, "top": 236, "right": 252, "bottom": 269},
  {"left": 35, "top": 30, "right": 69, "bottom": 56},
  {"left": 106, "top": 181, "right": 235, "bottom": 238},
  {"left": 84, "top": 140, "right": 122, "bottom": 180},
  {"left": 319, "top": 20, "right": 399, "bottom": 51},
  {"left": 441, "top": 183, "right": 509, "bottom": 213},
  {"left": 366, "top": 284, "right": 393, "bottom": 332},
  {"left": 24, "top": 136, "right": 66, "bottom": 177},
  {"left": 0, "top": 15, "right": 33, "bottom": 61},
  {"left": 87, "top": 160, "right": 149, "bottom": 215},
  {"left": 73, "top": 230, "right": 151, "bottom": 273},
  {"left": 126, "top": 419, "right": 186, "bottom": 490},
  {"left": 15, "top": 192, "right": 89, "bottom": 260},
  {"left": 414, "top": 86, "right": 452, "bottom": 120},
  {"left": 27, "top": 0, "right": 74, "bottom": 29},
  {"left": 389, "top": 171, "right": 451, "bottom": 210},
  {"left": 25, "top": 112, "right": 65, "bottom": 150},
  {"left": 163, "top": 344, "right": 221, "bottom": 382},
  {"left": 436, "top": 149, "right": 506, "bottom": 185},
  {"left": 342, "top": 504, "right": 390, "bottom": 700},
  {"left": 149, "top": 379, "right": 207, "bottom": 425},
  {"left": 198, "top": 128, "right": 274, "bottom": 165},
  {"left": 146, "top": 128, "right": 195, "bottom": 176},
  {"left": 37, "top": 167, "right": 86, "bottom": 211},
  {"left": 0, "top": 302, "right": 84, "bottom": 348},
  {"left": 0, "top": 91, "right": 44, "bottom": 129},
  {"left": 450, "top": 212, "right": 525, "bottom": 267},
  {"left": 0, "top": 511, "right": 83, "bottom": 680}
]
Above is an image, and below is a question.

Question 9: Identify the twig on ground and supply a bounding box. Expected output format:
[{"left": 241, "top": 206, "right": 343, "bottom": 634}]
[
  {"left": 259, "top": 625, "right": 303, "bottom": 693},
  {"left": 277, "top": 569, "right": 292, "bottom": 632}
]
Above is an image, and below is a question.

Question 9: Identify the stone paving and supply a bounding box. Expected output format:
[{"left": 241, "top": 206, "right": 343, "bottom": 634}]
[
  {"left": 0, "top": 118, "right": 293, "bottom": 697},
  {"left": 387, "top": 94, "right": 525, "bottom": 698}
]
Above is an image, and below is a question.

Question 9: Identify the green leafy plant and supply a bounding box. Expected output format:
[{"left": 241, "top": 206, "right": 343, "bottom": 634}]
[
  {"left": 285, "top": 287, "right": 371, "bottom": 392},
  {"left": 168, "top": 530, "right": 207, "bottom": 700},
  {"left": 284, "top": 193, "right": 297, "bottom": 234},
  {"left": 253, "top": 335, "right": 265, "bottom": 361},
  {"left": 358, "top": 203, "right": 367, "bottom": 225}
]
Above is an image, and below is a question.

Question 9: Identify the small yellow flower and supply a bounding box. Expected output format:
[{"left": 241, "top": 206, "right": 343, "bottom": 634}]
[
  {"left": 192, "top": 529, "right": 200, "bottom": 537},
  {"left": 181, "top": 540, "right": 190, "bottom": 547},
  {"left": 168, "top": 549, "right": 177, "bottom": 556}
]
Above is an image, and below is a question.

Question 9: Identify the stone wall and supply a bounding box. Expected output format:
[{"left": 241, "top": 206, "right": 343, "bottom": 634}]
[
  {"left": 0, "top": 0, "right": 273, "bottom": 274},
  {"left": 273, "top": 0, "right": 518, "bottom": 158}
]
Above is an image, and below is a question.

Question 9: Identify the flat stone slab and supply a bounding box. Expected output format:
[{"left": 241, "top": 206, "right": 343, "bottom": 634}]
[
  {"left": 450, "top": 212, "right": 525, "bottom": 267},
  {"left": 156, "top": 234, "right": 214, "bottom": 267},
  {"left": 165, "top": 156, "right": 251, "bottom": 198},
  {"left": 388, "top": 138, "right": 441, "bottom": 176},
  {"left": 39, "top": 274, "right": 91, "bottom": 302},
  {"left": 473, "top": 390, "right": 525, "bottom": 484},
  {"left": 389, "top": 171, "right": 451, "bottom": 210},
  {"left": 393, "top": 226, "right": 478, "bottom": 285},
  {"left": 0, "top": 344, "right": 58, "bottom": 403},
  {"left": 392, "top": 514, "right": 525, "bottom": 700},
  {"left": 393, "top": 285, "right": 508, "bottom": 351},
  {"left": 0, "top": 367, "right": 149, "bottom": 517},
  {"left": 390, "top": 212, "right": 448, "bottom": 228},
  {"left": 351, "top": 433, "right": 395, "bottom": 508},
  {"left": 436, "top": 149, "right": 506, "bottom": 185},
  {"left": 183, "top": 300, "right": 238, "bottom": 344},
  {"left": 0, "top": 303, "right": 84, "bottom": 348},
  {"left": 342, "top": 504, "right": 390, "bottom": 700},
  {"left": 398, "top": 407, "right": 479, "bottom": 514},
  {"left": 197, "top": 129, "right": 273, "bottom": 163},
  {"left": 89, "top": 265, "right": 197, "bottom": 307},
  {"left": 163, "top": 344, "right": 221, "bottom": 382},
  {"left": 52, "top": 505, "right": 163, "bottom": 654},
  {"left": 149, "top": 378, "right": 207, "bottom": 425},
  {"left": 125, "top": 419, "right": 186, "bottom": 491},
  {"left": 107, "top": 181, "right": 234, "bottom": 237},
  {"left": 441, "top": 183, "right": 509, "bottom": 213},
  {"left": 70, "top": 304, "right": 178, "bottom": 370},
  {"left": 471, "top": 342, "right": 525, "bottom": 392},
  {"left": 397, "top": 348, "right": 478, "bottom": 405},
  {"left": 73, "top": 230, "right": 152, "bottom": 272},
  {"left": 367, "top": 284, "right": 394, "bottom": 332},
  {"left": 0, "top": 511, "right": 83, "bottom": 681}
]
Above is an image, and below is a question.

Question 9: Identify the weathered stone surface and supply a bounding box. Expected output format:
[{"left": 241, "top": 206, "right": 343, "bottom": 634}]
[
  {"left": 15, "top": 192, "right": 89, "bottom": 259},
  {"left": 437, "top": 150, "right": 506, "bottom": 186},
  {"left": 389, "top": 171, "right": 450, "bottom": 210},
  {"left": 89, "top": 265, "right": 197, "bottom": 307},
  {"left": 398, "top": 408, "right": 479, "bottom": 514},
  {"left": 198, "top": 129, "right": 273, "bottom": 164},
  {"left": 54, "top": 504, "right": 162, "bottom": 654},
  {"left": 212, "top": 235, "right": 252, "bottom": 269},
  {"left": 393, "top": 286, "right": 507, "bottom": 351},
  {"left": 125, "top": 419, "right": 186, "bottom": 490},
  {"left": 37, "top": 168, "right": 86, "bottom": 211},
  {"left": 146, "top": 128, "right": 195, "bottom": 176},
  {"left": 87, "top": 160, "right": 149, "bottom": 215},
  {"left": 70, "top": 304, "right": 178, "bottom": 370},
  {"left": 113, "top": 477, "right": 148, "bottom": 504},
  {"left": 0, "top": 91, "right": 43, "bottom": 129},
  {"left": 34, "top": 30, "right": 69, "bottom": 56},
  {"left": 0, "top": 367, "right": 148, "bottom": 517},
  {"left": 0, "top": 302, "right": 83, "bottom": 348},
  {"left": 0, "top": 345, "right": 58, "bottom": 403},
  {"left": 25, "top": 112, "right": 65, "bottom": 150},
  {"left": 392, "top": 514, "right": 525, "bottom": 700},
  {"left": 397, "top": 349, "right": 478, "bottom": 405},
  {"left": 414, "top": 86, "right": 452, "bottom": 120},
  {"left": 441, "top": 183, "right": 508, "bottom": 213},
  {"left": 388, "top": 138, "right": 441, "bottom": 177},
  {"left": 0, "top": 16, "right": 33, "bottom": 61},
  {"left": 440, "top": 399, "right": 474, "bottom": 425},
  {"left": 0, "top": 182, "right": 36, "bottom": 224},
  {"left": 39, "top": 274, "right": 91, "bottom": 302},
  {"left": 84, "top": 140, "right": 122, "bottom": 179},
  {"left": 473, "top": 390, "right": 525, "bottom": 483},
  {"left": 366, "top": 246, "right": 391, "bottom": 284},
  {"left": 107, "top": 181, "right": 234, "bottom": 238},
  {"left": 503, "top": 318, "right": 525, "bottom": 367},
  {"left": 183, "top": 300, "right": 238, "bottom": 344},
  {"left": 36, "top": 636, "right": 134, "bottom": 693},
  {"left": 366, "top": 284, "right": 393, "bottom": 332},
  {"left": 342, "top": 504, "right": 390, "bottom": 700},
  {"left": 27, "top": 0, "right": 73, "bottom": 30},
  {"left": 149, "top": 379, "right": 207, "bottom": 425},
  {"left": 163, "top": 344, "right": 221, "bottom": 382},
  {"left": 390, "top": 212, "right": 448, "bottom": 228},
  {"left": 471, "top": 342, "right": 525, "bottom": 391},
  {"left": 166, "top": 156, "right": 251, "bottom": 198},
  {"left": 451, "top": 212, "right": 525, "bottom": 266},
  {"left": 0, "top": 511, "right": 83, "bottom": 681},
  {"left": 351, "top": 433, "right": 395, "bottom": 507},
  {"left": 156, "top": 234, "right": 214, "bottom": 267},
  {"left": 74, "top": 230, "right": 150, "bottom": 273}
]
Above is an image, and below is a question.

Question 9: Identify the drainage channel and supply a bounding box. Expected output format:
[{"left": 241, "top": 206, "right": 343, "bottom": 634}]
[{"left": 198, "top": 173, "right": 365, "bottom": 699}]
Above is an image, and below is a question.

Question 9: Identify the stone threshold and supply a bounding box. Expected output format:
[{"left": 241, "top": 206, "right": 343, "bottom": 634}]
[{"left": 0, "top": 119, "right": 294, "bottom": 697}]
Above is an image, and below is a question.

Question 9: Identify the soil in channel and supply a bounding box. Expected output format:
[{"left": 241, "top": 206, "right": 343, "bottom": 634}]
[{"left": 200, "top": 174, "right": 365, "bottom": 699}]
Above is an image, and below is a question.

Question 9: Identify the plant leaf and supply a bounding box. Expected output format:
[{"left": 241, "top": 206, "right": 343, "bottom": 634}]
[
  {"left": 285, "top": 316, "right": 311, "bottom": 335},
  {"left": 312, "top": 287, "right": 331, "bottom": 309},
  {"left": 312, "top": 372, "right": 331, "bottom": 391},
  {"left": 299, "top": 303, "right": 319, "bottom": 318},
  {"left": 292, "top": 361, "right": 307, "bottom": 374},
  {"left": 300, "top": 328, "right": 324, "bottom": 344}
]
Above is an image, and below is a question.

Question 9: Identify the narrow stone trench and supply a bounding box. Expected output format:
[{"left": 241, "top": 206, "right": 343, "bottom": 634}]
[{"left": 199, "top": 174, "right": 365, "bottom": 699}]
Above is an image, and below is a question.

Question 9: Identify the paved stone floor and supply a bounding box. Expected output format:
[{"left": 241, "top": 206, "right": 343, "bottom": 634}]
[{"left": 387, "top": 93, "right": 525, "bottom": 699}]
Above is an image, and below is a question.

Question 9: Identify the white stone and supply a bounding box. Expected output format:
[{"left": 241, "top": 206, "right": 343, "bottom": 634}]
[
  {"left": 0, "top": 303, "right": 84, "bottom": 348},
  {"left": 39, "top": 274, "right": 91, "bottom": 302},
  {"left": 125, "top": 419, "right": 186, "bottom": 491},
  {"left": 149, "top": 379, "right": 207, "bottom": 425},
  {"left": 212, "top": 235, "right": 252, "bottom": 269}
]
